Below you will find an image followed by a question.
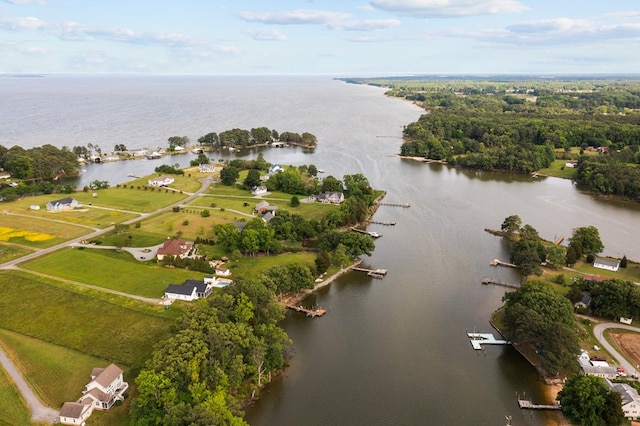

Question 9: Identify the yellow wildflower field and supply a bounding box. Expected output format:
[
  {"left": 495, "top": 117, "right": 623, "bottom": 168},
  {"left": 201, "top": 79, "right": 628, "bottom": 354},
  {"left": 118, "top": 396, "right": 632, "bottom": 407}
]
[{"left": 0, "top": 226, "right": 55, "bottom": 242}]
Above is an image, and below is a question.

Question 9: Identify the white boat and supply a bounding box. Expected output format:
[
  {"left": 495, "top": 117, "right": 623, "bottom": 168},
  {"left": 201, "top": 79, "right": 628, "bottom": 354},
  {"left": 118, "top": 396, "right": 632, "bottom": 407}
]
[{"left": 317, "top": 169, "right": 325, "bottom": 173}]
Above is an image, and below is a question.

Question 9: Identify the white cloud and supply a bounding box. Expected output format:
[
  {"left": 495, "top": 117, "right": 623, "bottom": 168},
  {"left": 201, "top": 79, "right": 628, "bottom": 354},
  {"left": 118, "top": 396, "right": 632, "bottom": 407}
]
[
  {"left": 237, "top": 9, "right": 351, "bottom": 25},
  {"left": 0, "top": 16, "right": 47, "bottom": 30},
  {"left": 330, "top": 19, "right": 400, "bottom": 31},
  {"left": 369, "top": 0, "right": 528, "bottom": 17},
  {"left": 245, "top": 28, "right": 287, "bottom": 41}
]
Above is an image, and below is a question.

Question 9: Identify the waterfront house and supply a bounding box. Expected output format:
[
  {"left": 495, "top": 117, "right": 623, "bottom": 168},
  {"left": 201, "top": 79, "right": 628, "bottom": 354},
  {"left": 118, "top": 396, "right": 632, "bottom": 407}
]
[
  {"left": 580, "top": 364, "right": 618, "bottom": 379},
  {"left": 148, "top": 176, "right": 175, "bottom": 187},
  {"left": 199, "top": 163, "right": 216, "bottom": 173},
  {"left": 46, "top": 197, "right": 79, "bottom": 211},
  {"left": 593, "top": 257, "right": 620, "bottom": 272},
  {"left": 268, "top": 165, "right": 284, "bottom": 174},
  {"left": 574, "top": 293, "right": 592, "bottom": 310},
  {"left": 315, "top": 191, "right": 344, "bottom": 204},
  {"left": 606, "top": 379, "right": 640, "bottom": 420},
  {"left": 77, "top": 364, "right": 128, "bottom": 411},
  {"left": 251, "top": 185, "right": 268, "bottom": 195},
  {"left": 164, "top": 279, "right": 213, "bottom": 301},
  {"left": 58, "top": 402, "right": 93, "bottom": 425},
  {"left": 156, "top": 238, "right": 193, "bottom": 260}
]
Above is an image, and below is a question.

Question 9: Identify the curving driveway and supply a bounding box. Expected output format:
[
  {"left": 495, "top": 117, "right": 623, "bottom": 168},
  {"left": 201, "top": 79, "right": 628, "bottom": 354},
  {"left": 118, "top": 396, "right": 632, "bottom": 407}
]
[{"left": 593, "top": 323, "right": 640, "bottom": 377}]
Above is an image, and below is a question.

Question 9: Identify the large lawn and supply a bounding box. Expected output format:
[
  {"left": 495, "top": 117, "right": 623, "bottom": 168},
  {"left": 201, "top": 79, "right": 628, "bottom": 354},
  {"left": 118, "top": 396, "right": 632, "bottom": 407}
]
[
  {"left": 537, "top": 160, "right": 577, "bottom": 180},
  {"left": 0, "top": 362, "right": 31, "bottom": 426},
  {"left": 0, "top": 243, "right": 33, "bottom": 264},
  {"left": 229, "top": 251, "right": 317, "bottom": 281},
  {"left": 72, "top": 187, "right": 187, "bottom": 213},
  {"left": 21, "top": 247, "right": 211, "bottom": 298},
  {"left": 0, "top": 214, "right": 91, "bottom": 248},
  {"left": 139, "top": 210, "right": 241, "bottom": 240},
  {"left": 0, "top": 270, "right": 174, "bottom": 367}
]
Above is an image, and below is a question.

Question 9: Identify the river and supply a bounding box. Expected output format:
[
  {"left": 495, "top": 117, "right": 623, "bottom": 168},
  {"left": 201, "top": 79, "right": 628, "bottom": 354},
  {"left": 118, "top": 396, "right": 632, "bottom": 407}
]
[{"left": 3, "top": 75, "right": 640, "bottom": 425}]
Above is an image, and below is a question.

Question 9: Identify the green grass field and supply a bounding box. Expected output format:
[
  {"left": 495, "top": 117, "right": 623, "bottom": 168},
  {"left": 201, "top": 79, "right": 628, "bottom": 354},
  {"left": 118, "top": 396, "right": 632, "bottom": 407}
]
[
  {"left": 21, "top": 247, "right": 210, "bottom": 298},
  {"left": 0, "top": 214, "right": 91, "bottom": 248},
  {"left": 137, "top": 210, "right": 240, "bottom": 240},
  {"left": 0, "top": 243, "right": 33, "bottom": 264},
  {"left": 72, "top": 187, "right": 187, "bottom": 213},
  {"left": 0, "top": 270, "right": 174, "bottom": 367},
  {"left": 0, "top": 363, "right": 31, "bottom": 426},
  {"left": 229, "top": 251, "right": 317, "bottom": 281},
  {"left": 537, "top": 160, "right": 577, "bottom": 180}
]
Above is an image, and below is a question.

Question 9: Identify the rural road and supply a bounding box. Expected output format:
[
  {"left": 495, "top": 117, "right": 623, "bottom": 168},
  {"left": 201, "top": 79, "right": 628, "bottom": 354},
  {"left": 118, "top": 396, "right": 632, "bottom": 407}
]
[
  {"left": 0, "top": 347, "right": 59, "bottom": 424},
  {"left": 593, "top": 322, "right": 640, "bottom": 376}
]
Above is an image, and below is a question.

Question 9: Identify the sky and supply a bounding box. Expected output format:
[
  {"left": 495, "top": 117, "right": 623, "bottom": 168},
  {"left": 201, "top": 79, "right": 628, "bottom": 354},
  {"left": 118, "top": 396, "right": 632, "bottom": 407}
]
[{"left": 1, "top": 0, "right": 639, "bottom": 75}]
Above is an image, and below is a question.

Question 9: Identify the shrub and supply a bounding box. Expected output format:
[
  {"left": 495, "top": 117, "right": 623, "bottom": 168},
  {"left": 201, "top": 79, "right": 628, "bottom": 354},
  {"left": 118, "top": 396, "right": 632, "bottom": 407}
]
[
  {"left": 586, "top": 254, "right": 595, "bottom": 264},
  {"left": 172, "top": 206, "right": 180, "bottom": 213}
]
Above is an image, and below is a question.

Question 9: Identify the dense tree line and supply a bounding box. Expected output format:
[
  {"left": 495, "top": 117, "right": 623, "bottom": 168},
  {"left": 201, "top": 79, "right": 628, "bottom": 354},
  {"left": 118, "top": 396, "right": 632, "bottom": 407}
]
[
  {"left": 155, "top": 164, "right": 185, "bottom": 175},
  {"left": 0, "top": 144, "right": 78, "bottom": 181},
  {"left": 196, "top": 128, "right": 317, "bottom": 149},
  {"left": 502, "top": 280, "right": 580, "bottom": 376},
  {"left": 130, "top": 278, "right": 290, "bottom": 425},
  {"left": 557, "top": 374, "right": 625, "bottom": 426},
  {"left": 574, "top": 278, "right": 640, "bottom": 320},
  {"left": 575, "top": 156, "right": 640, "bottom": 201}
]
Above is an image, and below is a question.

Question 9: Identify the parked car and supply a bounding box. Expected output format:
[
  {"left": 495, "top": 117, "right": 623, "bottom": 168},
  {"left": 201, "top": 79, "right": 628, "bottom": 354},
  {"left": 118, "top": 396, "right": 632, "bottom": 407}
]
[{"left": 591, "top": 356, "right": 606, "bottom": 362}]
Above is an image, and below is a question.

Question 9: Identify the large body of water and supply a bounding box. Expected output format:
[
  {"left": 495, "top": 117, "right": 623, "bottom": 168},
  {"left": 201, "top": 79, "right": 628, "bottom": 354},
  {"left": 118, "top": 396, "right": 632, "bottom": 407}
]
[{"left": 3, "top": 75, "right": 640, "bottom": 425}]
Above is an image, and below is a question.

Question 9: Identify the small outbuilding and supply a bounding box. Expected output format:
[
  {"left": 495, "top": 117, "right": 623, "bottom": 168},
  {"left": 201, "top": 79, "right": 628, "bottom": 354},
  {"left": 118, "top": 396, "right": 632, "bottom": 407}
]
[
  {"left": 594, "top": 257, "right": 620, "bottom": 272},
  {"left": 58, "top": 402, "right": 93, "bottom": 425}
]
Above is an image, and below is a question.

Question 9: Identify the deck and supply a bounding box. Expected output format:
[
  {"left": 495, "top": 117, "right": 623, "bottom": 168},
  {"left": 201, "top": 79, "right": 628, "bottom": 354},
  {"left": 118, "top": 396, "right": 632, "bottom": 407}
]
[
  {"left": 467, "top": 332, "right": 510, "bottom": 350},
  {"left": 518, "top": 399, "right": 560, "bottom": 410},
  {"left": 482, "top": 277, "right": 520, "bottom": 289},
  {"left": 352, "top": 267, "right": 388, "bottom": 278},
  {"left": 283, "top": 304, "right": 326, "bottom": 317}
]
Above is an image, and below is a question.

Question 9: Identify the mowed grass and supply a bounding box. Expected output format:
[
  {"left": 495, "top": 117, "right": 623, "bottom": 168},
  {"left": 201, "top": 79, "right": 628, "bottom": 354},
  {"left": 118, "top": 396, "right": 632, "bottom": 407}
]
[
  {"left": 72, "top": 187, "right": 187, "bottom": 213},
  {"left": 139, "top": 210, "right": 240, "bottom": 240},
  {"left": 230, "top": 251, "right": 317, "bottom": 281},
  {"left": 0, "top": 243, "right": 33, "bottom": 264},
  {"left": 0, "top": 270, "right": 174, "bottom": 367},
  {"left": 0, "top": 328, "right": 115, "bottom": 408},
  {"left": 0, "top": 363, "right": 31, "bottom": 426},
  {"left": 22, "top": 247, "right": 210, "bottom": 298},
  {"left": 537, "top": 160, "right": 577, "bottom": 180},
  {"left": 0, "top": 214, "right": 91, "bottom": 248},
  {"left": 1, "top": 196, "right": 139, "bottom": 229}
]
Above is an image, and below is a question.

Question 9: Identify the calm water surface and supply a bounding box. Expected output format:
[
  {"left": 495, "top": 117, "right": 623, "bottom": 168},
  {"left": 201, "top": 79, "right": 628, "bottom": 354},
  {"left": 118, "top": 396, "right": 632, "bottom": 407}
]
[{"left": 3, "top": 76, "right": 640, "bottom": 425}]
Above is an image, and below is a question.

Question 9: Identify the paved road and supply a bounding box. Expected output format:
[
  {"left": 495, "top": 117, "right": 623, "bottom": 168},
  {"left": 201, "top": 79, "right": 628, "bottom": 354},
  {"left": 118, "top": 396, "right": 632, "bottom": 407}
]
[
  {"left": 0, "top": 347, "right": 59, "bottom": 424},
  {"left": 593, "top": 322, "right": 640, "bottom": 376}
]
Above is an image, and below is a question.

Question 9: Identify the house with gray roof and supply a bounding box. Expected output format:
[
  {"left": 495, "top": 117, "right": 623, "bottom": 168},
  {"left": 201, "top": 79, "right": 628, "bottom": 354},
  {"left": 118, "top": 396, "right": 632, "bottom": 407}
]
[
  {"left": 606, "top": 379, "right": 640, "bottom": 420},
  {"left": 58, "top": 401, "right": 93, "bottom": 425},
  {"left": 46, "top": 197, "right": 79, "bottom": 211},
  {"left": 78, "top": 364, "right": 129, "bottom": 411},
  {"left": 593, "top": 257, "right": 620, "bottom": 272}
]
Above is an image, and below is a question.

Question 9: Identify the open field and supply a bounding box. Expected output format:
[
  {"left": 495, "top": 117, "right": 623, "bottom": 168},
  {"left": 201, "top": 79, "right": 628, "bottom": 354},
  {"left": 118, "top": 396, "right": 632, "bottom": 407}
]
[
  {"left": 0, "top": 243, "right": 33, "bottom": 264},
  {"left": 138, "top": 210, "right": 239, "bottom": 240},
  {"left": 572, "top": 259, "right": 640, "bottom": 283},
  {"left": 0, "top": 328, "right": 118, "bottom": 408},
  {"left": 72, "top": 187, "right": 187, "bottom": 213},
  {"left": 229, "top": 251, "right": 317, "bottom": 281},
  {"left": 537, "top": 160, "right": 577, "bottom": 180},
  {"left": 21, "top": 247, "right": 210, "bottom": 298},
  {"left": 0, "top": 362, "right": 31, "bottom": 426},
  {"left": 0, "top": 214, "right": 92, "bottom": 248},
  {"left": 125, "top": 169, "right": 210, "bottom": 194},
  {"left": 1, "top": 195, "right": 139, "bottom": 228},
  {"left": 609, "top": 330, "right": 640, "bottom": 371},
  {"left": 0, "top": 270, "right": 174, "bottom": 366}
]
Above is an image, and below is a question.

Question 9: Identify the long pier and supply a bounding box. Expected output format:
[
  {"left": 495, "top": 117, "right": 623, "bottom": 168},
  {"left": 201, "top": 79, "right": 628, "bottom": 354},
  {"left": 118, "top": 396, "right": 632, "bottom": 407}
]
[
  {"left": 368, "top": 220, "right": 396, "bottom": 226},
  {"left": 517, "top": 399, "right": 560, "bottom": 410},
  {"left": 490, "top": 258, "right": 517, "bottom": 268},
  {"left": 482, "top": 277, "right": 520, "bottom": 289},
  {"left": 283, "top": 304, "right": 326, "bottom": 317},
  {"left": 379, "top": 202, "right": 410, "bottom": 208},
  {"left": 352, "top": 267, "right": 388, "bottom": 278},
  {"left": 350, "top": 227, "right": 381, "bottom": 238}
]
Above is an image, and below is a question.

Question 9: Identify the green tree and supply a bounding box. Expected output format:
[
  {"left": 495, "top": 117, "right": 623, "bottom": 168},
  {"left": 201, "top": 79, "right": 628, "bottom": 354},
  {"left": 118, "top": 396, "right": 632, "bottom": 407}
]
[
  {"left": 290, "top": 196, "right": 300, "bottom": 207},
  {"left": 569, "top": 225, "right": 604, "bottom": 255},
  {"left": 315, "top": 251, "right": 331, "bottom": 275},
  {"left": 321, "top": 175, "right": 343, "bottom": 193},
  {"left": 621, "top": 255, "right": 628, "bottom": 268},
  {"left": 220, "top": 166, "right": 240, "bottom": 186},
  {"left": 557, "top": 375, "right": 610, "bottom": 426},
  {"left": 197, "top": 132, "right": 219, "bottom": 148},
  {"left": 244, "top": 169, "right": 261, "bottom": 188},
  {"left": 501, "top": 215, "right": 522, "bottom": 234}
]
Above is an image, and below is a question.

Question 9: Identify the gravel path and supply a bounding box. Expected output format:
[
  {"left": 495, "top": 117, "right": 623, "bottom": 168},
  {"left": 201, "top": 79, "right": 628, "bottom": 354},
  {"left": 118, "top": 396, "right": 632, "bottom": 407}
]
[{"left": 0, "top": 347, "right": 59, "bottom": 424}]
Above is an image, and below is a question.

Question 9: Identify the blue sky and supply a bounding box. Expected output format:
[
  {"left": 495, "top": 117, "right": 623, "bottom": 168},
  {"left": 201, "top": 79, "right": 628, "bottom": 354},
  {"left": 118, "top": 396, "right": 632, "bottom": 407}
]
[{"left": 1, "top": 0, "right": 639, "bottom": 75}]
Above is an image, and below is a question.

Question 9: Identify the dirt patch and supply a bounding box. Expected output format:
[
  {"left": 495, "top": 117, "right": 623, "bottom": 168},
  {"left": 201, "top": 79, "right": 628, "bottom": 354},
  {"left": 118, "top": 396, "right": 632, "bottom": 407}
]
[{"left": 610, "top": 332, "right": 640, "bottom": 367}]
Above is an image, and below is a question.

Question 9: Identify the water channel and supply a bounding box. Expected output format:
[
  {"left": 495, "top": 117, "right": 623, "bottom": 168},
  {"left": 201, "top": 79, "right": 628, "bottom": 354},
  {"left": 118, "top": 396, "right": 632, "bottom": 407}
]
[{"left": 4, "top": 75, "right": 640, "bottom": 425}]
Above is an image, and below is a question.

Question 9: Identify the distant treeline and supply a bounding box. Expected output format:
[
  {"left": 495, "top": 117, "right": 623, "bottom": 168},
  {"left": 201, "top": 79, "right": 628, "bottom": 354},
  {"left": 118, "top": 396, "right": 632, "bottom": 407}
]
[{"left": 198, "top": 127, "right": 317, "bottom": 149}]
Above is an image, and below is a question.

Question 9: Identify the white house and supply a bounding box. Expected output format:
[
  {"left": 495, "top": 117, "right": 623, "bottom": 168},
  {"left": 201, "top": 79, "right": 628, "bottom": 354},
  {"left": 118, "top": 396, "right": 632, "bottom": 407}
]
[
  {"left": 46, "top": 197, "right": 79, "bottom": 211},
  {"left": 268, "top": 165, "right": 284, "bottom": 174},
  {"left": 251, "top": 185, "right": 268, "bottom": 195},
  {"left": 148, "top": 176, "right": 175, "bottom": 187},
  {"left": 581, "top": 364, "right": 618, "bottom": 379},
  {"left": 607, "top": 379, "right": 640, "bottom": 420},
  {"left": 164, "top": 279, "right": 213, "bottom": 301},
  {"left": 594, "top": 257, "right": 620, "bottom": 272},
  {"left": 58, "top": 402, "right": 93, "bottom": 425},
  {"left": 77, "top": 364, "right": 129, "bottom": 411},
  {"left": 315, "top": 192, "right": 344, "bottom": 204},
  {"left": 199, "top": 163, "right": 216, "bottom": 173}
]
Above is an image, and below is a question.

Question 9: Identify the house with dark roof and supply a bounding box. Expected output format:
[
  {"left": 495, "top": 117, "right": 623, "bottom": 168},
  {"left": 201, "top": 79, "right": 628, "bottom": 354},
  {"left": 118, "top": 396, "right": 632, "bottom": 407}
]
[
  {"left": 594, "top": 257, "right": 620, "bottom": 272},
  {"left": 251, "top": 185, "right": 268, "bottom": 195},
  {"left": 164, "top": 279, "right": 214, "bottom": 301},
  {"left": 314, "top": 192, "right": 344, "bottom": 204},
  {"left": 46, "top": 197, "right": 79, "bottom": 211},
  {"left": 156, "top": 238, "right": 194, "bottom": 261},
  {"left": 58, "top": 401, "right": 93, "bottom": 425},
  {"left": 606, "top": 379, "right": 640, "bottom": 420},
  {"left": 574, "top": 293, "right": 592, "bottom": 310},
  {"left": 77, "top": 364, "right": 128, "bottom": 411}
]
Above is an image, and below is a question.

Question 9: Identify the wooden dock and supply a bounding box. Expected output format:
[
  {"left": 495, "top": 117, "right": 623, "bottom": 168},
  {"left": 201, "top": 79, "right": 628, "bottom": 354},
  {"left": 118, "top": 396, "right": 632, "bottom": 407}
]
[
  {"left": 352, "top": 267, "right": 388, "bottom": 278},
  {"left": 517, "top": 399, "right": 560, "bottom": 410},
  {"left": 350, "top": 227, "right": 382, "bottom": 238},
  {"left": 554, "top": 236, "right": 564, "bottom": 245},
  {"left": 368, "top": 220, "right": 396, "bottom": 226},
  {"left": 467, "top": 332, "right": 510, "bottom": 350},
  {"left": 490, "top": 258, "right": 517, "bottom": 268},
  {"left": 482, "top": 277, "right": 520, "bottom": 289},
  {"left": 379, "top": 202, "right": 410, "bottom": 208},
  {"left": 283, "top": 304, "right": 326, "bottom": 317}
]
